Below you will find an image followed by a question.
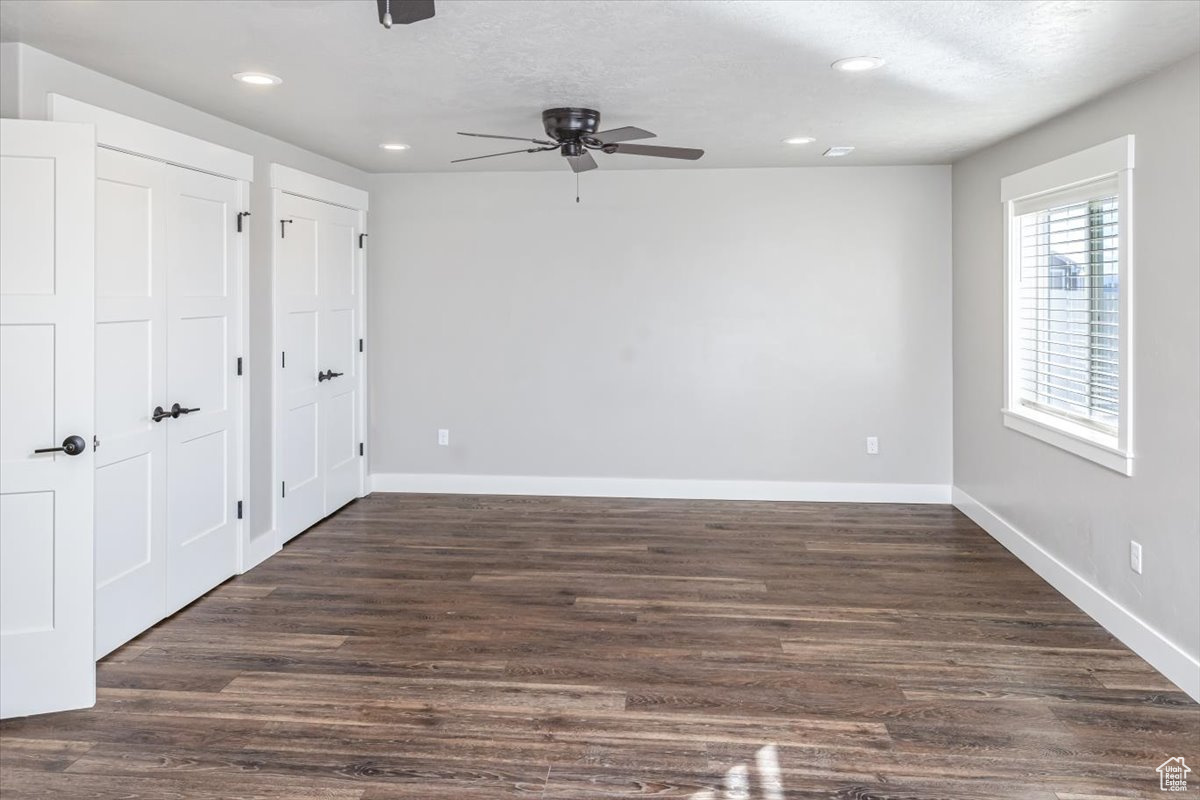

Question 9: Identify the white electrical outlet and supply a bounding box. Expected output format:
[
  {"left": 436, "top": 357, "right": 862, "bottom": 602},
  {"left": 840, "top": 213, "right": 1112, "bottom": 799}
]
[
  {"left": 1130, "top": 540, "right": 1142, "bottom": 574},
  {"left": 866, "top": 436, "right": 879, "bottom": 455},
  {"left": 437, "top": 429, "right": 450, "bottom": 447}
]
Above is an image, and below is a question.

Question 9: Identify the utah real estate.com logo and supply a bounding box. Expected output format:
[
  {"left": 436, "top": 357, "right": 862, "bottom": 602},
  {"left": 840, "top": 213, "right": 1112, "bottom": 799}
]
[{"left": 1157, "top": 757, "right": 1191, "bottom": 792}]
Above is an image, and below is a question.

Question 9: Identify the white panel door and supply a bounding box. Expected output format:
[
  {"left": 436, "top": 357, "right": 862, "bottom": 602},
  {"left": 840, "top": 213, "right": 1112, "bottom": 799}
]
[
  {"left": 164, "top": 164, "right": 240, "bottom": 613},
  {"left": 93, "top": 149, "right": 168, "bottom": 657},
  {"left": 0, "top": 119, "right": 96, "bottom": 718},
  {"left": 276, "top": 193, "right": 324, "bottom": 541},
  {"left": 318, "top": 202, "right": 361, "bottom": 514},
  {"left": 276, "top": 192, "right": 362, "bottom": 542}
]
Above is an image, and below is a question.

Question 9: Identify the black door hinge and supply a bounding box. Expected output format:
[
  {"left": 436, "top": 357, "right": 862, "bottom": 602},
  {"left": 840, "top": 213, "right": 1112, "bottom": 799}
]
[
  {"left": 281, "top": 351, "right": 286, "bottom": 368},
  {"left": 237, "top": 500, "right": 243, "bottom": 519},
  {"left": 236, "top": 211, "right": 251, "bottom": 232},
  {"left": 359, "top": 442, "right": 364, "bottom": 456},
  {"left": 236, "top": 356, "right": 243, "bottom": 376},
  {"left": 281, "top": 481, "right": 286, "bottom": 498},
  {"left": 358, "top": 338, "right": 364, "bottom": 353},
  {"left": 359, "top": 233, "right": 368, "bottom": 249},
  {"left": 280, "top": 218, "right": 293, "bottom": 238}
]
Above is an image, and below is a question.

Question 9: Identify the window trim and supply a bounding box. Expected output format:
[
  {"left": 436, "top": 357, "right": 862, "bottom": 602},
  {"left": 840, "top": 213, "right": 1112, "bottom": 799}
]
[{"left": 1000, "top": 136, "right": 1134, "bottom": 476}]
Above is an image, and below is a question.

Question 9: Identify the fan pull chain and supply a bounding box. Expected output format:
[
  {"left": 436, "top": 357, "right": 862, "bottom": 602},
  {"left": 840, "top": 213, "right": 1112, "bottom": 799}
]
[{"left": 576, "top": 172, "right": 581, "bottom": 204}]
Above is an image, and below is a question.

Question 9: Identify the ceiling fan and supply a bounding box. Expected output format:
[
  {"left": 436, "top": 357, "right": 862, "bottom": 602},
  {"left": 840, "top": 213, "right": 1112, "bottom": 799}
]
[
  {"left": 377, "top": 0, "right": 434, "bottom": 28},
  {"left": 453, "top": 108, "right": 705, "bottom": 172}
]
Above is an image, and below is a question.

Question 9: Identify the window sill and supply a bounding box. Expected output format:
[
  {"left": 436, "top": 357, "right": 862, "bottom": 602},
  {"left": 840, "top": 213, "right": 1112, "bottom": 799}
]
[{"left": 1002, "top": 407, "right": 1133, "bottom": 476}]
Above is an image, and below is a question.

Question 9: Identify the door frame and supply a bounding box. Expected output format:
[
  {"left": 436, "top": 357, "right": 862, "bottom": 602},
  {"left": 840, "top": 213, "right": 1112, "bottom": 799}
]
[
  {"left": 48, "top": 95, "right": 254, "bottom": 573},
  {"left": 269, "top": 165, "right": 369, "bottom": 552}
]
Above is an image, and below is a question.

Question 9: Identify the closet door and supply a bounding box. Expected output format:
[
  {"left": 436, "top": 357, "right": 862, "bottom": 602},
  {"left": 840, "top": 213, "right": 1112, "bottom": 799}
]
[
  {"left": 318, "top": 202, "right": 361, "bottom": 514},
  {"left": 163, "top": 165, "right": 240, "bottom": 613},
  {"left": 93, "top": 150, "right": 168, "bottom": 657},
  {"left": 276, "top": 192, "right": 361, "bottom": 542},
  {"left": 277, "top": 193, "right": 325, "bottom": 542}
]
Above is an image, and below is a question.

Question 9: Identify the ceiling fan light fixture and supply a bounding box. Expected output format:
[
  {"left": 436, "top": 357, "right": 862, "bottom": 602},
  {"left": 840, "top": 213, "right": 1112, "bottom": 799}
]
[
  {"left": 823, "top": 146, "right": 856, "bottom": 157},
  {"left": 831, "top": 56, "right": 885, "bottom": 73},
  {"left": 232, "top": 72, "right": 282, "bottom": 86},
  {"left": 380, "top": 143, "right": 410, "bottom": 151},
  {"left": 783, "top": 136, "right": 816, "bottom": 145}
]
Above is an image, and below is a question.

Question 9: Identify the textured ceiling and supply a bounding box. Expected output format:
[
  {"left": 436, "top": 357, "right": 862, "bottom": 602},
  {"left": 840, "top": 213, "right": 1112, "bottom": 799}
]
[{"left": 2, "top": 0, "right": 1198, "bottom": 172}]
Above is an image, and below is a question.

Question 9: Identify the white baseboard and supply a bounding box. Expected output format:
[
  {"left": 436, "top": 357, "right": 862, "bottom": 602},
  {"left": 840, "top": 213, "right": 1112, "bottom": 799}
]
[
  {"left": 953, "top": 487, "right": 1200, "bottom": 702},
  {"left": 369, "top": 473, "right": 952, "bottom": 504},
  {"left": 240, "top": 529, "right": 280, "bottom": 574}
]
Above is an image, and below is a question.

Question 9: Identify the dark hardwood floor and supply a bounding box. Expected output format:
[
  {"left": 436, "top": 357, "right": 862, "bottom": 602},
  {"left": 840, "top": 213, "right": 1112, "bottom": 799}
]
[{"left": 2, "top": 493, "right": 1196, "bottom": 799}]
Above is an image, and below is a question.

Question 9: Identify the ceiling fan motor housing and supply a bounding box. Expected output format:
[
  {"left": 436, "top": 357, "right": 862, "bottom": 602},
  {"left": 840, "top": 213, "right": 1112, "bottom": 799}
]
[{"left": 542, "top": 108, "right": 601, "bottom": 142}]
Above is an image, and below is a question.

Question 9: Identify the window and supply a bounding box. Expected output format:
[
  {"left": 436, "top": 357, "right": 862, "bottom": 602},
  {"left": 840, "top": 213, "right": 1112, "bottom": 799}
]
[
  {"left": 1016, "top": 185, "right": 1119, "bottom": 430},
  {"left": 1001, "top": 136, "right": 1134, "bottom": 475}
]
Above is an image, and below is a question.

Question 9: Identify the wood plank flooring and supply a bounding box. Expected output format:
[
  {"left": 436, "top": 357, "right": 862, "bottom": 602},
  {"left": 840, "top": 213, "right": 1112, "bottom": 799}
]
[{"left": 2, "top": 493, "right": 1196, "bottom": 799}]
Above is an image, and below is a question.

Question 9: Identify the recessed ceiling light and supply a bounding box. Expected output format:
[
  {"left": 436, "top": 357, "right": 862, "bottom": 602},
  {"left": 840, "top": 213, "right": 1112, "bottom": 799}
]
[
  {"left": 233, "top": 72, "right": 282, "bottom": 86},
  {"left": 823, "top": 146, "right": 855, "bottom": 158},
  {"left": 782, "top": 137, "right": 816, "bottom": 145},
  {"left": 831, "top": 56, "right": 885, "bottom": 73},
  {"left": 380, "top": 143, "right": 410, "bottom": 151}
]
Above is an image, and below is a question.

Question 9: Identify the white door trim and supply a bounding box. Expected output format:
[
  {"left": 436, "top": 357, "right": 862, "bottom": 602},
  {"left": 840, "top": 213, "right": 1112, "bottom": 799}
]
[
  {"left": 47, "top": 95, "right": 253, "bottom": 182},
  {"left": 235, "top": 179, "right": 251, "bottom": 570},
  {"left": 49, "top": 99, "right": 253, "bottom": 575},
  {"left": 270, "top": 163, "right": 369, "bottom": 211},
  {"left": 270, "top": 164, "right": 368, "bottom": 549}
]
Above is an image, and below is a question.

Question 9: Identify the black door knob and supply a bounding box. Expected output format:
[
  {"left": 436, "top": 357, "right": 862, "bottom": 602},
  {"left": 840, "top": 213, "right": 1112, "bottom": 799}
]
[
  {"left": 170, "top": 403, "right": 200, "bottom": 418},
  {"left": 152, "top": 405, "right": 171, "bottom": 422},
  {"left": 34, "top": 434, "right": 87, "bottom": 456},
  {"left": 327, "top": 370, "right": 344, "bottom": 379},
  {"left": 317, "top": 370, "right": 329, "bottom": 382}
]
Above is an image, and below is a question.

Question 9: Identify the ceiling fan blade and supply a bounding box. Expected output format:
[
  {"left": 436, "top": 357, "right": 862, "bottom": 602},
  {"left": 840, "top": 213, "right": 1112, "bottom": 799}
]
[
  {"left": 567, "top": 150, "right": 598, "bottom": 173},
  {"left": 605, "top": 143, "right": 704, "bottom": 160},
  {"left": 378, "top": 0, "right": 435, "bottom": 26},
  {"left": 458, "top": 131, "right": 556, "bottom": 146},
  {"left": 450, "top": 148, "right": 541, "bottom": 164},
  {"left": 591, "top": 126, "right": 656, "bottom": 144}
]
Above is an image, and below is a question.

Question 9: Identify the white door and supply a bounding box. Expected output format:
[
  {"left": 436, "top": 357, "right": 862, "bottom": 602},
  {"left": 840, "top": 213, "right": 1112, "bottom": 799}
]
[
  {"left": 93, "top": 149, "right": 167, "bottom": 656},
  {"left": 0, "top": 119, "right": 96, "bottom": 718},
  {"left": 276, "top": 192, "right": 362, "bottom": 542},
  {"left": 163, "top": 164, "right": 240, "bottom": 612},
  {"left": 92, "top": 153, "right": 242, "bottom": 648},
  {"left": 318, "top": 199, "right": 362, "bottom": 514}
]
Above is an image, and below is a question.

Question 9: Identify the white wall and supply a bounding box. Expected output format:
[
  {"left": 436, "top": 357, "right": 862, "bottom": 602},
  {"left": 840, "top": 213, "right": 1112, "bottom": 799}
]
[
  {"left": 952, "top": 54, "right": 1200, "bottom": 694},
  {"left": 367, "top": 166, "right": 952, "bottom": 498},
  {"left": 1, "top": 43, "right": 369, "bottom": 544}
]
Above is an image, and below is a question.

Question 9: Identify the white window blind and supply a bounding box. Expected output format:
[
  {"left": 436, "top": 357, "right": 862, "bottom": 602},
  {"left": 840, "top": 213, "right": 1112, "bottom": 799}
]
[{"left": 1014, "top": 177, "right": 1120, "bottom": 434}]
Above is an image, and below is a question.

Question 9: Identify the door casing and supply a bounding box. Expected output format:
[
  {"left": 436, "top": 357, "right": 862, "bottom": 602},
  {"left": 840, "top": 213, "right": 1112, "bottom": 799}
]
[{"left": 49, "top": 96, "right": 253, "bottom": 657}]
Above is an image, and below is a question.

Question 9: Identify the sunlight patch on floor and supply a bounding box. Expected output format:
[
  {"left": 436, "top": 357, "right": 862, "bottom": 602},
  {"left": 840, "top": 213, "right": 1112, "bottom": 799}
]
[{"left": 690, "top": 744, "right": 783, "bottom": 799}]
